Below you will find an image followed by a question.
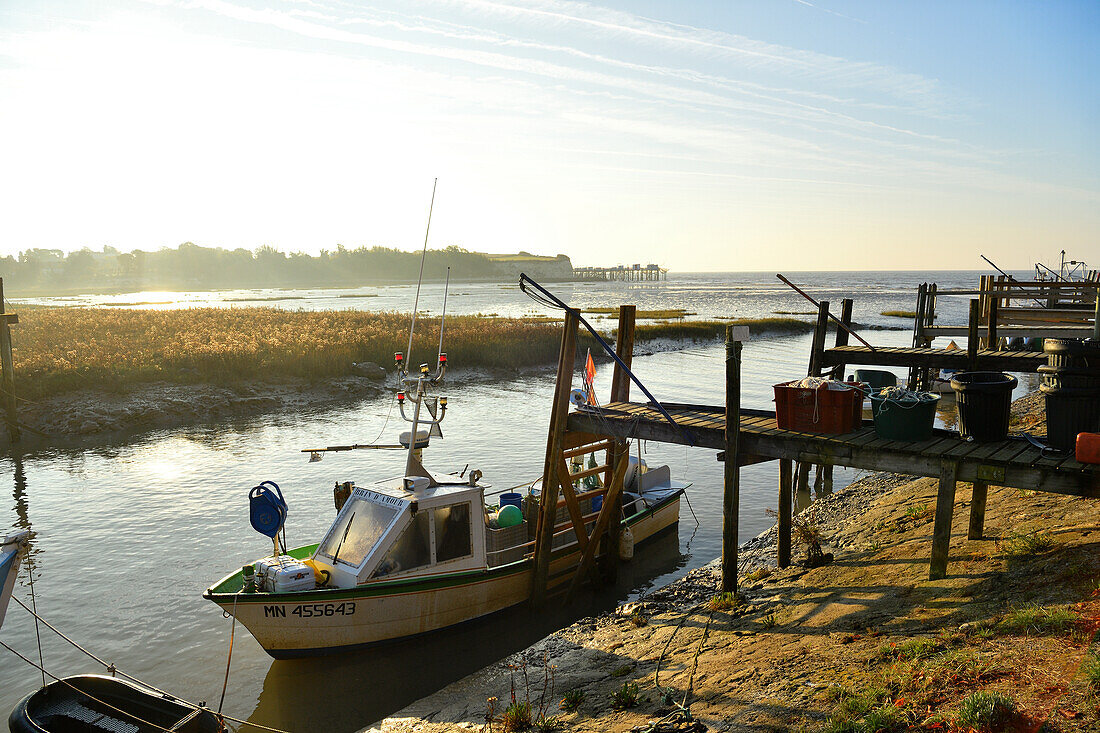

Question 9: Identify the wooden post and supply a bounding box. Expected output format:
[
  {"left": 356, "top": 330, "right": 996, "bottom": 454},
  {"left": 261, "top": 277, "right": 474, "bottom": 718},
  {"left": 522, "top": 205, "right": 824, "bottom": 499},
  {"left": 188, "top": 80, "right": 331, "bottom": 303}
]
[
  {"left": 830, "top": 298, "right": 853, "bottom": 380},
  {"left": 823, "top": 299, "right": 847, "bottom": 497},
  {"left": 531, "top": 310, "right": 579, "bottom": 607},
  {"left": 929, "top": 459, "right": 959, "bottom": 580},
  {"left": 0, "top": 279, "right": 19, "bottom": 443},
  {"left": 777, "top": 459, "right": 792, "bottom": 568},
  {"left": 603, "top": 305, "right": 636, "bottom": 578},
  {"left": 807, "top": 300, "right": 830, "bottom": 377},
  {"left": 908, "top": 284, "right": 927, "bottom": 389},
  {"left": 721, "top": 327, "right": 742, "bottom": 593},
  {"left": 987, "top": 295, "right": 999, "bottom": 350},
  {"left": 794, "top": 461, "right": 812, "bottom": 512},
  {"left": 966, "top": 299, "right": 980, "bottom": 371},
  {"left": 968, "top": 480, "right": 988, "bottom": 540},
  {"left": 1093, "top": 291, "right": 1100, "bottom": 341}
]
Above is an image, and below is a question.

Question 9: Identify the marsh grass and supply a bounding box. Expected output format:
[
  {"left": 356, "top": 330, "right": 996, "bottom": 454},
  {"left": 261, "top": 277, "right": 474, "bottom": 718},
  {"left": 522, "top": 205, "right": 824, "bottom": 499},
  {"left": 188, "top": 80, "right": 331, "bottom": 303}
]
[
  {"left": 10, "top": 308, "right": 814, "bottom": 399},
  {"left": 880, "top": 310, "right": 917, "bottom": 318},
  {"left": 583, "top": 307, "right": 695, "bottom": 319}
]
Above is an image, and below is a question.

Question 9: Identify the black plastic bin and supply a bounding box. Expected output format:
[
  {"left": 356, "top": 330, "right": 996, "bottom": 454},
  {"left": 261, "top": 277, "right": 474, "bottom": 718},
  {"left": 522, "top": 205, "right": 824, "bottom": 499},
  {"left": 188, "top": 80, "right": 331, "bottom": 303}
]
[
  {"left": 950, "top": 371, "right": 1017, "bottom": 442},
  {"left": 1044, "top": 338, "right": 1100, "bottom": 370},
  {"left": 1041, "top": 384, "right": 1100, "bottom": 452},
  {"left": 1038, "top": 364, "right": 1100, "bottom": 391}
]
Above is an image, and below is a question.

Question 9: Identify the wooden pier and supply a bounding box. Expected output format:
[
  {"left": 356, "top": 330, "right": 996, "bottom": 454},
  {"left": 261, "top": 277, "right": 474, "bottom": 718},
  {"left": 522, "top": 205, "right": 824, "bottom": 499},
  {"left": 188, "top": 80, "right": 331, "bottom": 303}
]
[
  {"left": 573, "top": 264, "right": 666, "bottom": 282},
  {"left": 529, "top": 303, "right": 1100, "bottom": 606}
]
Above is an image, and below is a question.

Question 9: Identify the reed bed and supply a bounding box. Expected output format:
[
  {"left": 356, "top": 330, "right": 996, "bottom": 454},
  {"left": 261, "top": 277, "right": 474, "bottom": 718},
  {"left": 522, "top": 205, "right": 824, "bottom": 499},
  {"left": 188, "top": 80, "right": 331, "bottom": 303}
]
[{"left": 9, "top": 308, "right": 811, "bottom": 399}]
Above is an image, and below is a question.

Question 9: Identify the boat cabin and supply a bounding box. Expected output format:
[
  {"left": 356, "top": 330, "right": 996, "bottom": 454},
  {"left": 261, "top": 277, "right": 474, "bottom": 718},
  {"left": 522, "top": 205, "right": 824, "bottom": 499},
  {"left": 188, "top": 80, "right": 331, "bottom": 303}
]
[{"left": 311, "top": 477, "right": 489, "bottom": 589}]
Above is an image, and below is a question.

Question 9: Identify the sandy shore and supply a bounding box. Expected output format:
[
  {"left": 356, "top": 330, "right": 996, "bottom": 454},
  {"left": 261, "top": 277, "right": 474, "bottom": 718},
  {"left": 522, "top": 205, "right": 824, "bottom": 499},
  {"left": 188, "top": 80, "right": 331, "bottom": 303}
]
[{"left": 368, "top": 395, "right": 1100, "bottom": 733}]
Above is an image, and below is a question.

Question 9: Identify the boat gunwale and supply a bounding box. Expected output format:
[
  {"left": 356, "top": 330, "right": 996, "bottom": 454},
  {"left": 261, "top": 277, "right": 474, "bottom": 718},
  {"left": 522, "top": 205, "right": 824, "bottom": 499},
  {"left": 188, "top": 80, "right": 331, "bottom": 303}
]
[{"left": 204, "top": 490, "right": 683, "bottom": 603}]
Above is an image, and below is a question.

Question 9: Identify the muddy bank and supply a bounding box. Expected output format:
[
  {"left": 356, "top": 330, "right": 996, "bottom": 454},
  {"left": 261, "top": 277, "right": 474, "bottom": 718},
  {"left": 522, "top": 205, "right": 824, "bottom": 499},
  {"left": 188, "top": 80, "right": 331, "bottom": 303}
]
[
  {"left": 370, "top": 424, "right": 1100, "bottom": 732},
  {"left": 3, "top": 365, "right": 507, "bottom": 450}
]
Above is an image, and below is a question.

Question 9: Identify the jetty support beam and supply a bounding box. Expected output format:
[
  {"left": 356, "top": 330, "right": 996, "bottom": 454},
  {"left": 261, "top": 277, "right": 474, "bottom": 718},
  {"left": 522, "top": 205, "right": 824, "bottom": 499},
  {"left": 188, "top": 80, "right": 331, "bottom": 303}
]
[
  {"left": 721, "top": 326, "right": 743, "bottom": 593},
  {"left": 930, "top": 459, "right": 959, "bottom": 580},
  {"left": 0, "top": 278, "right": 19, "bottom": 443},
  {"left": 968, "top": 480, "right": 988, "bottom": 540},
  {"left": 602, "top": 305, "right": 635, "bottom": 579},
  {"left": 777, "top": 459, "right": 792, "bottom": 568},
  {"left": 532, "top": 309, "right": 579, "bottom": 607}
]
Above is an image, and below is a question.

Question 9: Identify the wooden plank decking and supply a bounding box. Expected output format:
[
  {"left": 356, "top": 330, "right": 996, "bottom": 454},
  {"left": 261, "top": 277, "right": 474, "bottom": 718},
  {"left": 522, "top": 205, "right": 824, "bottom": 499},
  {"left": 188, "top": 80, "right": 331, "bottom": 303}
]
[
  {"left": 820, "top": 345, "right": 1046, "bottom": 372},
  {"left": 568, "top": 400, "right": 1100, "bottom": 579},
  {"left": 569, "top": 402, "right": 1096, "bottom": 494}
]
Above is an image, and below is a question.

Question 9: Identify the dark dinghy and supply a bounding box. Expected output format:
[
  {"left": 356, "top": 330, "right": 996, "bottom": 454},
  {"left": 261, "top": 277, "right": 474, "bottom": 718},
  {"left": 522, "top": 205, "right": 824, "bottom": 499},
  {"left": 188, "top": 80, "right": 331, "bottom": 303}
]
[{"left": 9, "top": 675, "right": 223, "bottom": 733}]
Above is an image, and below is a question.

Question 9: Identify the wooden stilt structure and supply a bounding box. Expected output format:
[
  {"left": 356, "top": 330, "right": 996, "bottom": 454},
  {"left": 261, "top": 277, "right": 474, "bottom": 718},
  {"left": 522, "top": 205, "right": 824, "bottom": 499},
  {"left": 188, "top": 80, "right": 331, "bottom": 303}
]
[
  {"left": 0, "top": 279, "right": 20, "bottom": 443},
  {"left": 721, "top": 327, "right": 741, "bottom": 593}
]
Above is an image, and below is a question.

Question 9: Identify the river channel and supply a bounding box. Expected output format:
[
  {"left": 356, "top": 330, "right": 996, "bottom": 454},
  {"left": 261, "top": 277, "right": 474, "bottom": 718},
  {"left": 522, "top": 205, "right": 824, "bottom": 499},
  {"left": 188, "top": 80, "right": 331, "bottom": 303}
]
[{"left": 0, "top": 271, "right": 1028, "bottom": 730}]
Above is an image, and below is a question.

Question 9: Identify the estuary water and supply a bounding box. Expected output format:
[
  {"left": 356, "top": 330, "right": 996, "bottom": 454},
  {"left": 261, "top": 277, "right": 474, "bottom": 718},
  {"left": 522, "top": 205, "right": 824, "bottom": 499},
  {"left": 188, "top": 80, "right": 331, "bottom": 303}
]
[{"left": 0, "top": 271, "right": 1034, "bottom": 730}]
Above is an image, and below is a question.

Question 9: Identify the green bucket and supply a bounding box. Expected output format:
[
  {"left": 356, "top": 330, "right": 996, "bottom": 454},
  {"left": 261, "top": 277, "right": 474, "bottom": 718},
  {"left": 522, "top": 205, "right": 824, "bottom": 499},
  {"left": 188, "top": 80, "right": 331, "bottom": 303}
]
[
  {"left": 869, "top": 389, "right": 940, "bottom": 441},
  {"left": 853, "top": 369, "right": 897, "bottom": 390}
]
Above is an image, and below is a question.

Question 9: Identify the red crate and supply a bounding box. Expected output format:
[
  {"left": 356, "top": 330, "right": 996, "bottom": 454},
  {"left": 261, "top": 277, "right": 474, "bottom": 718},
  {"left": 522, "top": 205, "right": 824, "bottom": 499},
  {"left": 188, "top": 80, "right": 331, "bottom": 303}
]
[{"left": 773, "top": 380, "right": 863, "bottom": 434}]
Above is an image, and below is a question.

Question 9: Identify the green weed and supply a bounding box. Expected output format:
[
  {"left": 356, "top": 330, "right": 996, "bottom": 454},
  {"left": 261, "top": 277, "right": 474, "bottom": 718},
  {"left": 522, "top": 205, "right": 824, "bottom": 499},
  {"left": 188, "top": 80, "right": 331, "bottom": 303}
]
[
  {"left": 996, "top": 604, "right": 1077, "bottom": 636},
  {"left": 954, "top": 690, "right": 1015, "bottom": 731},
  {"left": 1001, "top": 531, "right": 1057, "bottom": 559},
  {"left": 610, "top": 681, "right": 642, "bottom": 710},
  {"left": 610, "top": 664, "right": 633, "bottom": 678},
  {"left": 1081, "top": 653, "right": 1100, "bottom": 690},
  {"left": 904, "top": 503, "right": 930, "bottom": 518},
  {"left": 558, "top": 688, "right": 584, "bottom": 712},
  {"left": 707, "top": 592, "right": 744, "bottom": 612}
]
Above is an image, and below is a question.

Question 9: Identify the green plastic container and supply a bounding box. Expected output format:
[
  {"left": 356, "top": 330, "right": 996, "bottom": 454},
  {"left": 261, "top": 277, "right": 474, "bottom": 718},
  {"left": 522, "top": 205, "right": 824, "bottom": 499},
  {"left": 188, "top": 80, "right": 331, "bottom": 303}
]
[
  {"left": 869, "top": 389, "right": 940, "bottom": 441},
  {"left": 854, "top": 369, "right": 897, "bottom": 390}
]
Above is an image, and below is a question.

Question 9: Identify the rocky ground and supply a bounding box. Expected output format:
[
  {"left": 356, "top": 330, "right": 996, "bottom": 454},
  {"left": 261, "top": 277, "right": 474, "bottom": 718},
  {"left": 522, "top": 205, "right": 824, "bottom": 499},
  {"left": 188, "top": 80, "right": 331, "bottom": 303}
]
[{"left": 369, "top": 395, "right": 1100, "bottom": 733}]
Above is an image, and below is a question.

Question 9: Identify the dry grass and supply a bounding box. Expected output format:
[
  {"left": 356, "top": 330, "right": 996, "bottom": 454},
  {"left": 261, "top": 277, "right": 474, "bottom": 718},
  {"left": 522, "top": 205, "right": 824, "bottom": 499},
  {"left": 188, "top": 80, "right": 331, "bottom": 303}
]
[
  {"left": 8, "top": 308, "right": 816, "bottom": 399},
  {"left": 11, "top": 307, "right": 564, "bottom": 399}
]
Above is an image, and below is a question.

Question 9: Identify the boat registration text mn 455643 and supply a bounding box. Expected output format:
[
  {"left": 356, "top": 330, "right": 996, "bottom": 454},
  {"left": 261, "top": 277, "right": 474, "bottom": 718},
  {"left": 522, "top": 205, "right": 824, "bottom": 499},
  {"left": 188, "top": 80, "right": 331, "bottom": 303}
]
[{"left": 264, "top": 602, "right": 357, "bottom": 618}]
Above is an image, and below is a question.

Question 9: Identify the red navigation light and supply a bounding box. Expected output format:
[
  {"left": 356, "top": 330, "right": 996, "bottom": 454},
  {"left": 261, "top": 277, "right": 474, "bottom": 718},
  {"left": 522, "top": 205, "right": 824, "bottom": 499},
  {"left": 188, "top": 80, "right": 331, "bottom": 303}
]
[
  {"left": 397, "top": 391, "right": 405, "bottom": 402},
  {"left": 394, "top": 352, "right": 403, "bottom": 363},
  {"left": 439, "top": 353, "right": 447, "bottom": 364}
]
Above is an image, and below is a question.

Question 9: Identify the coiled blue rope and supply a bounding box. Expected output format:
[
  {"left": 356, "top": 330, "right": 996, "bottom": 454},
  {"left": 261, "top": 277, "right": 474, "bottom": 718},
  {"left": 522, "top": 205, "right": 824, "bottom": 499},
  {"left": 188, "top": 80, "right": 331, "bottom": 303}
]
[{"left": 249, "top": 481, "right": 287, "bottom": 539}]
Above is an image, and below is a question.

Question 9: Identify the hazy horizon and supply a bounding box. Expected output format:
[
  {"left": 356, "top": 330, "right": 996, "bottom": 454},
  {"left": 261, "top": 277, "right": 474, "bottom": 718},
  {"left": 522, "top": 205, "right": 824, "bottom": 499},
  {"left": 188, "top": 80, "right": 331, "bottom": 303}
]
[{"left": 1, "top": 1, "right": 1096, "bottom": 272}]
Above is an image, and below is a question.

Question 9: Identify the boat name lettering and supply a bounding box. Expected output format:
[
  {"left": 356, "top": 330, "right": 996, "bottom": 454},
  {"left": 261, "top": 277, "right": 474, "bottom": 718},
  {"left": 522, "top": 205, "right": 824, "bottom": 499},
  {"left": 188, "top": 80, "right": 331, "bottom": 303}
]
[
  {"left": 278, "top": 602, "right": 357, "bottom": 619},
  {"left": 353, "top": 488, "right": 406, "bottom": 507}
]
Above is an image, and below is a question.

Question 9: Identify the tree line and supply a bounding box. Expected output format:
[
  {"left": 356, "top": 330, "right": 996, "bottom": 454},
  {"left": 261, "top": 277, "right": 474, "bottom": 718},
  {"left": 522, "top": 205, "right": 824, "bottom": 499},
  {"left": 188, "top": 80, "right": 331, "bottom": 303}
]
[{"left": 0, "top": 243, "right": 573, "bottom": 293}]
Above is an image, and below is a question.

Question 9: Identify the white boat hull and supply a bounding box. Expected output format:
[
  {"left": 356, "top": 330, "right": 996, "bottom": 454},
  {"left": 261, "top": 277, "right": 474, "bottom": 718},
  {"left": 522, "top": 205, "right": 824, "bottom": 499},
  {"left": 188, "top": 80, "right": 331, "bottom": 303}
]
[{"left": 207, "top": 495, "right": 680, "bottom": 657}]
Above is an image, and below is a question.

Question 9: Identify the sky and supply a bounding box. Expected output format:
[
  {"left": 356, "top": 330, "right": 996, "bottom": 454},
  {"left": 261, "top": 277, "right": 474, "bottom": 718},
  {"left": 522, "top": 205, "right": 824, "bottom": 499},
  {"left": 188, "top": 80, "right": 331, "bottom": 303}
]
[{"left": 0, "top": 0, "right": 1096, "bottom": 271}]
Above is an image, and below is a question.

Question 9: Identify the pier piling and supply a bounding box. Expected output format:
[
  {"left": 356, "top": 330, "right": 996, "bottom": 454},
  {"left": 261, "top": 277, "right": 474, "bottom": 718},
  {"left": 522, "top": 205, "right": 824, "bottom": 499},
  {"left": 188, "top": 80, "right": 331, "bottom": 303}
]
[
  {"left": 0, "top": 278, "right": 20, "bottom": 443},
  {"left": 722, "top": 326, "right": 742, "bottom": 593}
]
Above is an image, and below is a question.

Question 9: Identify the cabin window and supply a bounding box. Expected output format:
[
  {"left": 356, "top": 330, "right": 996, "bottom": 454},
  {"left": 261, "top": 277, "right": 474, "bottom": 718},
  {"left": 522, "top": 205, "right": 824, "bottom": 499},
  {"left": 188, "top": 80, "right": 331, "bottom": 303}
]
[
  {"left": 316, "top": 498, "right": 400, "bottom": 568},
  {"left": 371, "top": 510, "right": 431, "bottom": 577},
  {"left": 433, "top": 503, "right": 472, "bottom": 563}
]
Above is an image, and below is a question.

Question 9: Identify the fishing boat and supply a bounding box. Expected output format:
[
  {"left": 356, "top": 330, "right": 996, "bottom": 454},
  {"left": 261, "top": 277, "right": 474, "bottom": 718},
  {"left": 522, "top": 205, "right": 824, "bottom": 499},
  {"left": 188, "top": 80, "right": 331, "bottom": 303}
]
[{"left": 204, "top": 353, "right": 688, "bottom": 658}]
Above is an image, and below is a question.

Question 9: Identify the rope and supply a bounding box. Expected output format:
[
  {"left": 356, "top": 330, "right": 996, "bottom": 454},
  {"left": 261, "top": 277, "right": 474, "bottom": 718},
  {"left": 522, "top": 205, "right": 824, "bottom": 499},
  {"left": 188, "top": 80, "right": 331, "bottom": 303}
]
[
  {"left": 9, "top": 595, "right": 289, "bottom": 733},
  {"left": 0, "top": 639, "right": 186, "bottom": 733},
  {"left": 25, "top": 561, "right": 45, "bottom": 688},
  {"left": 218, "top": 592, "right": 242, "bottom": 715}
]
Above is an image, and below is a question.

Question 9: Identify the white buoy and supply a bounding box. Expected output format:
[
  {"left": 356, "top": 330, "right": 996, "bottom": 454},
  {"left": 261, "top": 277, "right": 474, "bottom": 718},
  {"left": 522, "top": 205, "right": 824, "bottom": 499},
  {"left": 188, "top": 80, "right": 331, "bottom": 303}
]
[{"left": 619, "top": 525, "right": 635, "bottom": 560}]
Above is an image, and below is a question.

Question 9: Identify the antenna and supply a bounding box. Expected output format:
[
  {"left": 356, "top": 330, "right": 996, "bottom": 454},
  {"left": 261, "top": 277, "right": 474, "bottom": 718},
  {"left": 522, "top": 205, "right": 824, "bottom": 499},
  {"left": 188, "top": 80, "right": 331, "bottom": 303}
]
[
  {"left": 405, "top": 178, "right": 438, "bottom": 370},
  {"left": 437, "top": 266, "right": 451, "bottom": 365}
]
